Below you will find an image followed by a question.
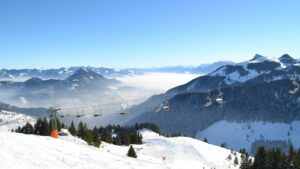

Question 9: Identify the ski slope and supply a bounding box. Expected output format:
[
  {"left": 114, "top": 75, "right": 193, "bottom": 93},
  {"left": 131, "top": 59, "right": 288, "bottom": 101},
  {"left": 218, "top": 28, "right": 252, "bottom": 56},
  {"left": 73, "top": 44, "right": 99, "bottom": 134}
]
[
  {"left": 0, "top": 129, "right": 243, "bottom": 169},
  {"left": 0, "top": 111, "right": 243, "bottom": 169}
]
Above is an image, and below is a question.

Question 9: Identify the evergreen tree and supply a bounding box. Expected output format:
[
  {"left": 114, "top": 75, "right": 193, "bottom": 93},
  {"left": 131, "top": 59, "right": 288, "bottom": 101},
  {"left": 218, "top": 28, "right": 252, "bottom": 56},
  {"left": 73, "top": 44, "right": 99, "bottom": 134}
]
[
  {"left": 68, "top": 121, "right": 77, "bottom": 136},
  {"left": 252, "top": 146, "right": 267, "bottom": 169},
  {"left": 101, "top": 129, "right": 112, "bottom": 143},
  {"left": 221, "top": 142, "right": 227, "bottom": 148},
  {"left": 234, "top": 156, "right": 239, "bottom": 165},
  {"left": 266, "top": 148, "right": 289, "bottom": 169},
  {"left": 34, "top": 118, "right": 50, "bottom": 136},
  {"left": 84, "top": 130, "right": 93, "bottom": 146},
  {"left": 16, "top": 126, "right": 21, "bottom": 133},
  {"left": 34, "top": 118, "right": 43, "bottom": 135},
  {"left": 77, "top": 121, "right": 86, "bottom": 138},
  {"left": 203, "top": 137, "right": 208, "bottom": 143},
  {"left": 113, "top": 135, "right": 121, "bottom": 145},
  {"left": 121, "top": 133, "right": 131, "bottom": 146},
  {"left": 240, "top": 154, "right": 252, "bottom": 169},
  {"left": 127, "top": 145, "right": 137, "bottom": 158},
  {"left": 130, "top": 133, "right": 142, "bottom": 144},
  {"left": 42, "top": 118, "right": 50, "bottom": 136},
  {"left": 21, "top": 122, "right": 34, "bottom": 134},
  {"left": 92, "top": 127, "right": 101, "bottom": 147}
]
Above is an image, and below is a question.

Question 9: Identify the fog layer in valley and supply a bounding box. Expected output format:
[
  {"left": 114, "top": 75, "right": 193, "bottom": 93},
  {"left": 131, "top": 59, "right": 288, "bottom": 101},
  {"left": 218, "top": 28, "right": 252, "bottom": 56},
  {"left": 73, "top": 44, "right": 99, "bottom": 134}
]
[
  {"left": 0, "top": 73, "right": 200, "bottom": 126},
  {"left": 116, "top": 73, "right": 200, "bottom": 93}
]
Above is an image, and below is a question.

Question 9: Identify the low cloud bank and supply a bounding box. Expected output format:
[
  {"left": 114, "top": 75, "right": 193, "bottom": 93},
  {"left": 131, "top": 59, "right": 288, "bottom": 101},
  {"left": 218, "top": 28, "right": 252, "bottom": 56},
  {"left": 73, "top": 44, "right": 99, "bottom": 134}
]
[{"left": 116, "top": 73, "right": 200, "bottom": 93}]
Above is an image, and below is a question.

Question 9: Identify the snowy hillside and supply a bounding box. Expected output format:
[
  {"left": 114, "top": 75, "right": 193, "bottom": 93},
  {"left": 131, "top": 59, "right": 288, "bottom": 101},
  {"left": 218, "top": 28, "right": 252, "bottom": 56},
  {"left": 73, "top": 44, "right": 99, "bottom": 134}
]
[
  {"left": 209, "top": 54, "right": 286, "bottom": 85},
  {"left": 196, "top": 120, "right": 300, "bottom": 154},
  {"left": 0, "top": 127, "right": 243, "bottom": 169},
  {"left": 0, "top": 110, "right": 36, "bottom": 132},
  {"left": 167, "top": 54, "right": 299, "bottom": 95}
]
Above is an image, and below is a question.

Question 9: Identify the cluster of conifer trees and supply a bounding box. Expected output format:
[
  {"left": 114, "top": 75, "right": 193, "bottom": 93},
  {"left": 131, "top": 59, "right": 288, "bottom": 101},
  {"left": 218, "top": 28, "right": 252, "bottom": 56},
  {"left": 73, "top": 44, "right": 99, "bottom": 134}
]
[
  {"left": 67, "top": 121, "right": 101, "bottom": 147},
  {"left": 15, "top": 118, "right": 59, "bottom": 136},
  {"left": 91, "top": 122, "right": 160, "bottom": 146},
  {"left": 239, "top": 146, "right": 300, "bottom": 169},
  {"left": 14, "top": 118, "right": 161, "bottom": 149}
]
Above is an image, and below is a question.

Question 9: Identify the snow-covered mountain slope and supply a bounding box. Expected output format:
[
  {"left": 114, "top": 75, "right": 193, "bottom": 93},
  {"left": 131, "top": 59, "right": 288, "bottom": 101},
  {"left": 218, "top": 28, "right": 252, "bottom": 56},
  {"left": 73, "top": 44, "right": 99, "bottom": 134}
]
[
  {"left": 129, "top": 78, "right": 300, "bottom": 139},
  {"left": 0, "top": 128, "right": 243, "bottom": 169},
  {"left": 167, "top": 54, "right": 299, "bottom": 95},
  {"left": 209, "top": 54, "right": 286, "bottom": 85},
  {"left": 196, "top": 120, "right": 300, "bottom": 154},
  {"left": 0, "top": 110, "right": 36, "bottom": 132}
]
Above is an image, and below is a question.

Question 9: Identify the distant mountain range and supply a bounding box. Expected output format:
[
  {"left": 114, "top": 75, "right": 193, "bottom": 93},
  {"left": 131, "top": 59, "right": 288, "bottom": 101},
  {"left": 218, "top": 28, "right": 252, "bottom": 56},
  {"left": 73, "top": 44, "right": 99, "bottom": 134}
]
[
  {"left": 0, "top": 61, "right": 234, "bottom": 80},
  {"left": 127, "top": 54, "right": 300, "bottom": 153},
  {"left": 0, "top": 68, "right": 123, "bottom": 107}
]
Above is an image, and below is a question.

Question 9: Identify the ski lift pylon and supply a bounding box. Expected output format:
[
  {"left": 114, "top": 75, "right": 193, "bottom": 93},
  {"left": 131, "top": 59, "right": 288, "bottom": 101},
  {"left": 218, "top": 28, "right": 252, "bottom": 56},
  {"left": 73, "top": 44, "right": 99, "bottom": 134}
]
[{"left": 47, "top": 107, "right": 61, "bottom": 139}]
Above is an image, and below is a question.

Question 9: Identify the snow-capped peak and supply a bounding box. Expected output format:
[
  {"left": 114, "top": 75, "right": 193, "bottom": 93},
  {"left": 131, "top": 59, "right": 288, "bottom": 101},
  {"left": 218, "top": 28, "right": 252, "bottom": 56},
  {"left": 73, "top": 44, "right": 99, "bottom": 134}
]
[
  {"left": 249, "top": 54, "right": 280, "bottom": 63},
  {"left": 209, "top": 54, "right": 287, "bottom": 85}
]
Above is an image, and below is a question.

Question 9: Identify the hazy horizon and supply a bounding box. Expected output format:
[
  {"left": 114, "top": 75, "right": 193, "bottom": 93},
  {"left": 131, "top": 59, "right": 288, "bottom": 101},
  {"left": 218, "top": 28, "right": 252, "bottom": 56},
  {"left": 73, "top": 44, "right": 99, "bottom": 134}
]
[{"left": 1, "top": 53, "right": 298, "bottom": 70}]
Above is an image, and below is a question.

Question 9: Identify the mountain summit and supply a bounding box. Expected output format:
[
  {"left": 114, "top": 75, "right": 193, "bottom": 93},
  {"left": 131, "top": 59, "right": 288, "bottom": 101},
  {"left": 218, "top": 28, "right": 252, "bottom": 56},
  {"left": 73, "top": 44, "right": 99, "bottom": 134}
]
[
  {"left": 66, "top": 68, "right": 105, "bottom": 82},
  {"left": 279, "top": 54, "right": 297, "bottom": 65}
]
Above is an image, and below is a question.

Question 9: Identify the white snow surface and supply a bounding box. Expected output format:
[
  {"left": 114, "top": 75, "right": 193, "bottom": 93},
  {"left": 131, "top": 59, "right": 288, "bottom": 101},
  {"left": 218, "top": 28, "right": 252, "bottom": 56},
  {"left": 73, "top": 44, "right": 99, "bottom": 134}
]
[
  {"left": 0, "top": 127, "right": 243, "bottom": 169},
  {"left": 196, "top": 120, "right": 300, "bottom": 153},
  {"left": 0, "top": 111, "right": 243, "bottom": 169},
  {"left": 0, "top": 110, "right": 36, "bottom": 132}
]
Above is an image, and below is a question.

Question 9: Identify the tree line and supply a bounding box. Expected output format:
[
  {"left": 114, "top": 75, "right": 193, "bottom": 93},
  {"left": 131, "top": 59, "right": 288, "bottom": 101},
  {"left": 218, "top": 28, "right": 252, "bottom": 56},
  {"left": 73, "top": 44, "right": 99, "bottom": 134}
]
[
  {"left": 14, "top": 118, "right": 162, "bottom": 149},
  {"left": 240, "top": 146, "right": 300, "bottom": 169}
]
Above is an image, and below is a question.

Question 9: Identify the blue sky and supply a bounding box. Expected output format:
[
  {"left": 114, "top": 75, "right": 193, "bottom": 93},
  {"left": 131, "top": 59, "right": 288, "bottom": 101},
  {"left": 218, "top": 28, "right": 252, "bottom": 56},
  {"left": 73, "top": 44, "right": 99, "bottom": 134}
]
[{"left": 0, "top": 0, "right": 299, "bottom": 69}]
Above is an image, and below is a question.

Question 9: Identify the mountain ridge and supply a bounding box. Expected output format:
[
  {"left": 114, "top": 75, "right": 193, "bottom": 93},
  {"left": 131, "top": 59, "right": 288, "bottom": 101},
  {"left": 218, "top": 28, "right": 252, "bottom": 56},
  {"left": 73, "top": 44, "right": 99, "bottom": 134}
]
[{"left": 0, "top": 61, "right": 234, "bottom": 80}]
